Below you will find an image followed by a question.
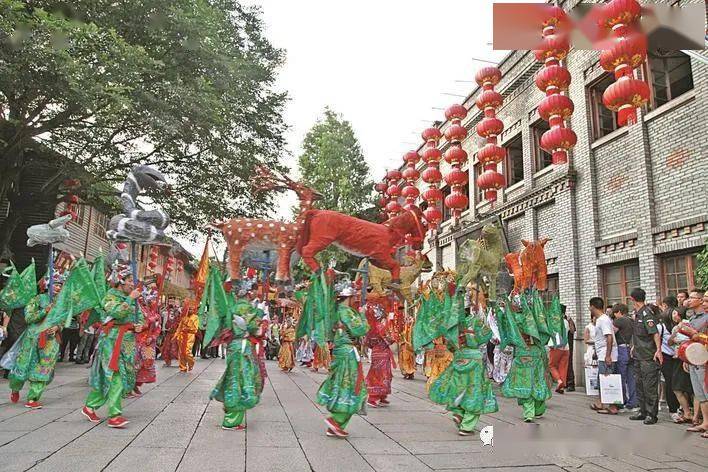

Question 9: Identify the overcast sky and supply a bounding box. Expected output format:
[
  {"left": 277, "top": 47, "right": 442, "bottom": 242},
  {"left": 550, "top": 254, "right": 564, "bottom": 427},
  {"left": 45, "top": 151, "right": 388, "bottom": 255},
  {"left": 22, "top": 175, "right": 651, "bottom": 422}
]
[{"left": 183, "top": 0, "right": 539, "bottom": 255}]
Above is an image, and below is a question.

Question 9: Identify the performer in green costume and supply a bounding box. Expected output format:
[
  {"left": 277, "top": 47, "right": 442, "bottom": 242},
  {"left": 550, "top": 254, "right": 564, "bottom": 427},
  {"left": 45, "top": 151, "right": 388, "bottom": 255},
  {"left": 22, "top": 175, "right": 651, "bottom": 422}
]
[
  {"left": 429, "top": 287, "right": 498, "bottom": 435},
  {"left": 316, "top": 285, "right": 369, "bottom": 438},
  {"left": 200, "top": 267, "right": 264, "bottom": 431},
  {"left": 500, "top": 293, "right": 553, "bottom": 422},
  {"left": 210, "top": 297, "right": 264, "bottom": 430},
  {"left": 82, "top": 269, "right": 144, "bottom": 429},
  {"left": 7, "top": 279, "right": 62, "bottom": 408}
]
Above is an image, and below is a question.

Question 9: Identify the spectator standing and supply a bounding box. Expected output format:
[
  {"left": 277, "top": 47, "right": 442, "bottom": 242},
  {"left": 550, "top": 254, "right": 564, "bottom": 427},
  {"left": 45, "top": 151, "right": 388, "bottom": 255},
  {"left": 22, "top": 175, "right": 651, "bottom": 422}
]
[
  {"left": 583, "top": 312, "right": 597, "bottom": 367},
  {"left": 590, "top": 298, "right": 619, "bottom": 414},
  {"left": 667, "top": 306, "right": 694, "bottom": 423},
  {"left": 629, "top": 288, "right": 663, "bottom": 425},
  {"left": 658, "top": 296, "right": 680, "bottom": 415},
  {"left": 683, "top": 289, "right": 707, "bottom": 436},
  {"left": 677, "top": 290, "right": 689, "bottom": 308},
  {"left": 612, "top": 303, "right": 637, "bottom": 409},
  {"left": 564, "top": 306, "right": 577, "bottom": 392},
  {"left": 548, "top": 313, "right": 570, "bottom": 394}
]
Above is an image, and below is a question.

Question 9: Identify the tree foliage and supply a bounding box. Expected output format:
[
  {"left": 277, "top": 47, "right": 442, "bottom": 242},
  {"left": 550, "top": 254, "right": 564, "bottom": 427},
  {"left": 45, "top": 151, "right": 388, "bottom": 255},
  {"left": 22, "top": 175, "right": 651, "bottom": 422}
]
[
  {"left": 0, "top": 0, "right": 287, "bottom": 256},
  {"left": 296, "top": 107, "right": 374, "bottom": 276},
  {"left": 298, "top": 108, "right": 373, "bottom": 215},
  {"left": 696, "top": 243, "right": 708, "bottom": 290}
]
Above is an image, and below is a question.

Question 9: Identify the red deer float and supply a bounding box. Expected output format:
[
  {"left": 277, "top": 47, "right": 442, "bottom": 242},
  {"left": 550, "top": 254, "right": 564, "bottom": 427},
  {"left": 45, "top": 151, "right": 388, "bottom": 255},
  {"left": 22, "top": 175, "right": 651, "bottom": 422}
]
[
  {"left": 296, "top": 207, "right": 427, "bottom": 284},
  {"left": 504, "top": 238, "right": 550, "bottom": 292},
  {"left": 212, "top": 168, "right": 322, "bottom": 284}
]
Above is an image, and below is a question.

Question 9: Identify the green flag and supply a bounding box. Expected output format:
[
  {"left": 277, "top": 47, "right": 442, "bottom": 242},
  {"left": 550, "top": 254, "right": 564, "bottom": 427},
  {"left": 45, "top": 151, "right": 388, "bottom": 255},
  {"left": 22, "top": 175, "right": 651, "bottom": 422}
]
[
  {"left": 41, "top": 259, "right": 102, "bottom": 329},
  {"left": 201, "top": 266, "right": 231, "bottom": 347},
  {"left": 91, "top": 254, "right": 107, "bottom": 300},
  {"left": 0, "top": 260, "right": 37, "bottom": 310},
  {"left": 296, "top": 272, "right": 336, "bottom": 346}
]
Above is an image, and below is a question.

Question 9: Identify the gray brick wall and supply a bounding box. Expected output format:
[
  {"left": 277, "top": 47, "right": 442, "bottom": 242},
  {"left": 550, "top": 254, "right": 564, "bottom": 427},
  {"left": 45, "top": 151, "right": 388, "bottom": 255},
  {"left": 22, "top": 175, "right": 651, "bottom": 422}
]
[{"left": 399, "top": 2, "right": 707, "bottom": 385}]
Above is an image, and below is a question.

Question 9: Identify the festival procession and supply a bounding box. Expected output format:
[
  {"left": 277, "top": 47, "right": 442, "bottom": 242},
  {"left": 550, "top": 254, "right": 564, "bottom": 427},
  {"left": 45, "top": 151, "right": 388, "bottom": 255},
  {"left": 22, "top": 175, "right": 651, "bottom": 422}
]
[{"left": 0, "top": 1, "right": 706, "bottom": 471}]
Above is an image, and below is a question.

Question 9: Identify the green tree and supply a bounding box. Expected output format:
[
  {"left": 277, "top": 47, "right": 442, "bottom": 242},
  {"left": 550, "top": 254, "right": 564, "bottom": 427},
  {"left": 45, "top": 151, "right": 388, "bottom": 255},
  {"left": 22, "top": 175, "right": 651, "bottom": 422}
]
[
  {"left": 696, "top": 243, "right": 708, "bottom": 290},
  {"left": 0, "top": 0, "right": 286, "bottom": 260},
  {"left": 296, "top": 107, "right": 374, "bottom": 276}
]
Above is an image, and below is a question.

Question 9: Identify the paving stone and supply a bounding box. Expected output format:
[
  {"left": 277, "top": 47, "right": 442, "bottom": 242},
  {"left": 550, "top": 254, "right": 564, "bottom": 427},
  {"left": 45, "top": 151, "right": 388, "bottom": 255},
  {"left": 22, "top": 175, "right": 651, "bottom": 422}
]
[
  {"left": 103, "top": 446, "right": 184, "bottom": 471},
  {"left": 245, "top": 446, "right": 310, "bottom": 472}
]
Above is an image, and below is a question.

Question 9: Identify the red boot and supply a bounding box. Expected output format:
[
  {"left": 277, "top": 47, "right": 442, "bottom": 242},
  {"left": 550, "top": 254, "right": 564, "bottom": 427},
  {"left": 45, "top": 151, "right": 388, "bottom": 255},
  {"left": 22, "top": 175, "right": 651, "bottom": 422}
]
[
  {"left": 10, "top": 391, "right": 19, "bottom": 403},
  {"left": 24, "top": 401, "right": 42, "bottom": 409}
]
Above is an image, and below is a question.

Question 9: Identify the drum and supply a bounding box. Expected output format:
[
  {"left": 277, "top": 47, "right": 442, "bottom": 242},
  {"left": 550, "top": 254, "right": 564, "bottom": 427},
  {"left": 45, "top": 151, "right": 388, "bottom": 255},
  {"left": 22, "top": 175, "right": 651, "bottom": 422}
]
[{"left": 677, "top": 341, "right": 708, "bottom": 366}]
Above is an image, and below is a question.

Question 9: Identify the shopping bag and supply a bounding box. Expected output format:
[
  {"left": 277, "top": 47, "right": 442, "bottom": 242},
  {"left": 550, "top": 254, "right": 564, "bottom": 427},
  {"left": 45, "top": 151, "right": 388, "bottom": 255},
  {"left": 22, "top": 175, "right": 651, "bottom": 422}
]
[
  {"left": 584, "top": 366, "right": 599, "bottom": 395},
  {"left": 599, "top": 373, "right": 624, "bottom": 405}
]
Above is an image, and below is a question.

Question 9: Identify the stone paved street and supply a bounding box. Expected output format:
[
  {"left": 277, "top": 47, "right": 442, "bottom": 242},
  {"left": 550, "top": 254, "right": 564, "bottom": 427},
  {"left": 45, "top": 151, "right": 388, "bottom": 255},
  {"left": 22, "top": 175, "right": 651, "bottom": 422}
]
[{"left": 0, "top": 359, "right": 706, "bottom": 472}]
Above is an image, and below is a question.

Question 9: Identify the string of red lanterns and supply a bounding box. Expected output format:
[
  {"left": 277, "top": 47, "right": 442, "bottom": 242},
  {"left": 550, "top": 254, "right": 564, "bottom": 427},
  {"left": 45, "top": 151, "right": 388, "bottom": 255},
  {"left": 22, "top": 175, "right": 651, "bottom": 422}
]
[
  {"left": 474, "top": 67, "right": 506, "bottom": 204},
  {"left": 442, "top": 105, "right": 469, "bottom": 223},
  {"left": 533, "top": 5, "right": 577, "bottom": 165},
  {"left": 420, "top": 127, "right": 444, "bottom": 229},
  {"left": 598, "top": 0, "right": 649, "bottom": 126},
  {"left": 401, "top": 151, "right": 421, "bottom": 211},
  {"left": 374, "top": 180, "right": 388, "bottom": 221},
  {"left": 384, "top": 169, "right": 403, "bottom": 217}
]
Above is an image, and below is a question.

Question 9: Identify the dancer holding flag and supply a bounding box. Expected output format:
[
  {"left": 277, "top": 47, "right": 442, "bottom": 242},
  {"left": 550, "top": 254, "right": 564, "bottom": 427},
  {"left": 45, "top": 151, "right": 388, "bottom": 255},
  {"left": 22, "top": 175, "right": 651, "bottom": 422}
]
[
  {"left": 201, "top": 266, "right": 264, "bottom": 431},
  {"left": 428, "top": 284, "right": 498, "bottom": 436},
  {"left": 82, "top": 266, "right": 144, "bottom": 428}
]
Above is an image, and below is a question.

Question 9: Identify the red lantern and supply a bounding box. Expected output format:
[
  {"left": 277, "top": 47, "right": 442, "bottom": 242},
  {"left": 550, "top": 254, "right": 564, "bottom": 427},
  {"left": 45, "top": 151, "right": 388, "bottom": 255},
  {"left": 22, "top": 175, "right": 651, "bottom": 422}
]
[
  {"left": 444, "top": 168, "right": 468, "bottom": 187},
  {"left": 385, "top": 169, "right": 403, "bottom": 181},
  {"left": 444, "top": 123, "right": 467, "bottom": 143},
  {"left": 444, "top": 192, "right": 468, "bottom": 212},
  {"left": 422, "top": 187, "right": 444, "bottom": 203},
  {"left": 423, "top": 206, "right": 442, "bottom": 225},
  {"left": 535, "top": 65, "right": 571, "bottom": 94},
  {"left": 374, "top": 182, "right": 387, "bottom": 193},
  {"left": 538, "top": 94, "right": 575, "bottom": 125},
  {"left": 533, "top": 6, "right": 576, "bottom": 165},
  {"left": 597, "top": 0, "right": 648, "bottom": 126},
  {"left": 477, "top": 143, "right": 506, "bottom": 165},
  {"left": 444, "top": 146, "right": 467, "bottom": 166},
  {"left": 476, "top": 117, "right": 504, "bottom": 139},
  {"left": 421, "top": 167, "right": 442, "bottom": 184},
  {"left": 602, "top": 77, "right": 650, "bottom": 125},
  {"left": 475, "top": 90, "right": 503, "bottom": 114},
  {"left": 476, "top": 170, "right": 506, "bottom": 202},
  {"left": 474, "top": 67, "right": 505, "bottom": 203},
  {"left": 474, "top": 67, "right": 502, "bottom": 88},
  {"left": 386, "top": 200, "right": 402, "bottom": 214},
  {"left": 540, "top": 127, "right": 578, "bottom": 165},
  {"left": 386, "top": 184, "right": 401, "bottom": 197},
  {"left": 400, "top": 150, "right": 421, "bottom": 211}
]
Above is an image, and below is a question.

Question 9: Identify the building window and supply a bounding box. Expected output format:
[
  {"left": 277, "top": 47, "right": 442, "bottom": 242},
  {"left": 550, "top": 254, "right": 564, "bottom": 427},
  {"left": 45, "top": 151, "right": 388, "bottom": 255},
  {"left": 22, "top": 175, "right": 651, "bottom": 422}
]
[
  {"left": 602, "top": 261, "right": 640, "bottom": 307},
  {"left": 541, "top": 274, "right": 559, "bottom": 307},
  {"left": 93, "top": 212, "right": 109, "bottom": 239},
  {"left": 588, "top": 73, "right": 619, "bottom": 140},
  {"left": 646, "top": 51, "right": 693, "bottom": 109},
  {"left": 531, "top": 120, "right": 553, "bottom": 172},
  {"left": 503, "top": 134, "right": 524, "bottom": 186},
  {"left": 72, "top": 205, "right": 86, "bottom": 227},
  {"left": 441, "top": 186, "right": 452, "bottom": 222},
  {"left": 661, "top": 252, "right": 699, "bottom": 297},
  {"left": 474, "top": 162, "right": 484, "bottom": 204}
]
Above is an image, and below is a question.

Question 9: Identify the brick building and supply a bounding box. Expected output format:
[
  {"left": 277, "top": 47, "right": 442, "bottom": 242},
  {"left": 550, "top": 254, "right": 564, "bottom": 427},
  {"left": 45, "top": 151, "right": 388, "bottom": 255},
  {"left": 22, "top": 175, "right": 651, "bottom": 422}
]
[{"left": 397, "top": 0, "right": 707, "bottom": 378}]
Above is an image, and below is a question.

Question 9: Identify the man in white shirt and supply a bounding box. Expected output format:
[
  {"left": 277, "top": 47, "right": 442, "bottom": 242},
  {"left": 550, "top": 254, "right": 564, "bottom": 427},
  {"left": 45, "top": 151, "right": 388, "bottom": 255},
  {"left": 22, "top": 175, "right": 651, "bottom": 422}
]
[{"left": 590, "top": 297, "right": 619, "bottom": 414}]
